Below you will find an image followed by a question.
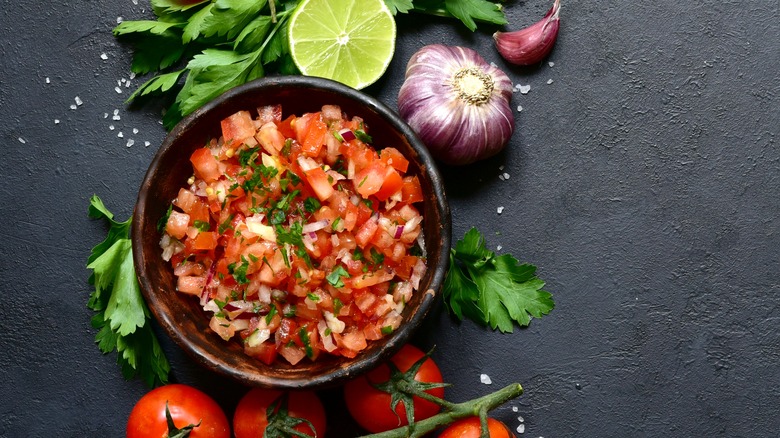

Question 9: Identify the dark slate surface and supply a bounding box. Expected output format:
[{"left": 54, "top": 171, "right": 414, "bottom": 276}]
[{"left": 2, "top": 0, "right": 778, "bottom": 436}]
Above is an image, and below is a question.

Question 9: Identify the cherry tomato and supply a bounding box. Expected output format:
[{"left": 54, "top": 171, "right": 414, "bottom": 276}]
[
  {"left": 233, "top": 388, "right": 327, "bottom": 438},
  {"left": 439, "top": 417, "right": 515, "bottom": 438},
  {"left": 344, "top": 344, "right": 444, "bottom": 433},
  {"left": 126, "top": 384, "right": 230, "bottom": 438}
]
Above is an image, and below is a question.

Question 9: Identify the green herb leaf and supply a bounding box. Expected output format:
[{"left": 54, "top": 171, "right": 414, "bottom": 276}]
[
  {"left": 354, "top": 129, "right": 373, "bottom": 144},
  {"left": 326, "top": 266, "right": 350, "bottom": 288},
  {"left": 443, "top": 228, "right": 554, "bottom": 332},
  {"left": 87, "top": 195, "right": 169, "bottom": 387},
  {"left": 127, "top": 70, "right": 185, "bottom": 104},
  {"left": 234, "top": 15, "right": 274, "bottom": 53},
  {"left": 113, "top": 20, "right": 184, "bottom": 37},
  {"left": 384, "top": 0, "right": 415, "bottom": 14},
  {"left": 443, "top": 0, "right": 507, "bottom": 31},
  {"left": 193, "top": 220, "right": 210, "bottom": 231}
]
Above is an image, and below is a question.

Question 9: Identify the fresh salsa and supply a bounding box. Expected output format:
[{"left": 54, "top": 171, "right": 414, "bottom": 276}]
[{"left": 159, "top": 104, "right": 426, "bottom": 366}]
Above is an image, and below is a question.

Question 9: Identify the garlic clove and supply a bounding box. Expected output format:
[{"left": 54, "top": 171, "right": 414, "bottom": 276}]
[{"left": 494, "top": 0, "right": 560, "bottom": 66}]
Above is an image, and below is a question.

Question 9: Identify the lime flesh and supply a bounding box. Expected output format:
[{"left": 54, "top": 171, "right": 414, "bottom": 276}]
[{"left": 289, "top": 0, "right": 396, "bottom": 89}]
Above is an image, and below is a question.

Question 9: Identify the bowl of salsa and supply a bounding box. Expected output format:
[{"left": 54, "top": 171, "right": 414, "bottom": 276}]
[{"left": 132, "top": 76, "right": 450, "bottom": 389}]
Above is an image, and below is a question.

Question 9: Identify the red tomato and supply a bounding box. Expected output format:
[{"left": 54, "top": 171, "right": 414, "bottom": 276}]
[
  {"left": 233, "top": 389, "right": 326, "bottom": 438},
  {"left": 344, "top": 344, "right": 444, "bottom": 433},
  {"left": 126, "top": 384, "right": 229, "bottom": 438},
  {"left": 190, "top": 148, "right": 221, "bottom": 183},
  {"left": 439, "top": 417, "right": 515, "bottom": 438}
]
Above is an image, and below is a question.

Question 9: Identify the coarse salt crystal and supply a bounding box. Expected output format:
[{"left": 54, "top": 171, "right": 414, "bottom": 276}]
[
  {"left": 104, "top": 113, "right": 109, "bottom": 119},
  {"left": 517, "top": 105, "right": 523, "bottom": 112},
  {"left": 117, "top": 132, "right": 124, "bottom": 138},
  {"left": 144, "top": 141, "right": 151, "bottom": 147},
  {"left": 115, "top": 87, "right": 123, "bottom": 94},
  {"left": 503, "top": 172, "right": 510, "bottom": 180},
  {"left": 125, "top": 81, "right": 131, "bottom": 88},
  {"left": 120, "top": 78, "right": 127, "bottom": 84},
  {"left": 113, "top": 109, "right": 119, "bottom": 115},
  {"left": 45, "top": 77, "right": 50, "bottom": 84},
  {"left": 116, "top": 16, "right": 123, "bottom": 23},
  {"left": 117, "top": 80, "right": 122, "bottom": 86},
  {"left": 518, "top": 84, "right": 531, "bottom": 94},
  {"left": 132, "top": 128, "right": 139, "bottom": 134},
  {"left": 497, "top": 245, "right": 502, "bottom": 251},
  {"left": 497, "top": 206, "right": 504, "bottom": 214},
  {"left": 548, "top": 61, "right": 555, "bottom": 67},
  {"left": 100, "top": 53, "right": 108, "bottom": 60},
  {"left": 499, "top": 165, "right": 505, "bottom": 171},
  {"left": 126, "top": 139, "right": 135, "bottom": 147},
  {"left": 518, "top": 415, "right": 524, "bottom": 422},
  {"left": 498, "top": 174, "right": 506, "bottom": 181},
  {"left": 113, "top": 115, "right": 121, "bottom": 121},
  {"left": 517, "top": 424, "right": 525, "bottom": 434},
  {"left": 18, "top": 137, "right": 26, "bottom": 144},
  {"left": 129, "top": 72, "right": 136, "bottom": 80},
  {"left": 75, "top": 96, "right": 83, "bottom": 106},
  {"left": 512, "top": 406, "right": 519, "bottom": 412},
  {"left": 480, "top": 374, "right": 492, "bottom": 384},
  {"left": 109, "top": 125, "right": 115, "bottom": 130},
  {"left": 70, "top": 104, "right": 77, "bottom": 110},
  {"left": 54, "top": 119, "right": 60, "bottom": 124},
  {"left": 546, "top": 79, "right": 554, "bottom": 85}
]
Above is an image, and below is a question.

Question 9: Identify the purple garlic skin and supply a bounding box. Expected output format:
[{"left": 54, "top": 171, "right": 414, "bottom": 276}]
[
  {"left": 494, "top": 0, "right": 560, "bottom": 66},
  {"left": 398, "top": 44, "right": 515, "bottom": 166}
]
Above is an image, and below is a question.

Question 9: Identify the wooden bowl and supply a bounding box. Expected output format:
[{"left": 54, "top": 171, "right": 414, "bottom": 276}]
[{"left": 132, "top": 76, "right": 451, "bottom": 389}]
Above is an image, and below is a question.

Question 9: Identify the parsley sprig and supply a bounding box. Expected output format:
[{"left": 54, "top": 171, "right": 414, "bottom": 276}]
[
  {"left": 86, "top": 195, "right": 170, "bottom": 387},
  {"left": 443, "top": 228, "right": 554, "bottom": 332},
  {"left": 115, "top": 0, "right": 506, "bottom": 128}
]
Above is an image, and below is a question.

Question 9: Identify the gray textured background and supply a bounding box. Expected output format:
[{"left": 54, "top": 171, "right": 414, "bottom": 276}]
[{"left": 1, "top": 0, "right": 778, "bottom": 436}]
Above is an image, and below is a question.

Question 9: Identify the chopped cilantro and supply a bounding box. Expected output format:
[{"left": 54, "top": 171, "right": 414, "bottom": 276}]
[
  {"left": 304, "top": 197, "right": 321, "bottom": 213},
  {"left": 280, "top": 138, "right": 292, "bottom": 158},
  {"left": 218, "top": 214, "right": 235, "bottom": 234},
  {"left": 355, "top": 129, "right": 373, "bottom": 143},
  {"left": 306, "top": 293, "right": 320, "bottom": 302},
  {"left": 299, "top": 327, "right": 313, "bottom": 358},
  {"left": 228, "top": 255, "right": 250, "bottom": 284},
  {"left": 332, "top": 217, "right": 342, "bottom": 231},
  {"left": 352, "top": 248, "right": 364, "bottom": 261},
  {"left": 381, "top": 325, "right": 394, "bottom": 335},
  {"left": 370, "top": 248, "right": 385, "bottom": 266},
  {"left": 284, "top": 305, "right": 296, "bottom": 318},
  {"left": 326, "top": 266, "right": 350, "bottom": 288},
  {"left": 157, "top": 204, "right": 172, "bottom": 233},
  {"left": 193, "top": 220, "right": 210, "bottom": 231},
  {"left": 333, "top": 298, "right": 343, "bottom": 315},
  {"left": 265, "top": 305, "right": 278, "bottom": 325}
]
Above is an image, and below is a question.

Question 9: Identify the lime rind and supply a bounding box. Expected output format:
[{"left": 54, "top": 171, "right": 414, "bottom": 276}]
[{"left": 288, "top": 0, "right": 396, "bottom": 89}]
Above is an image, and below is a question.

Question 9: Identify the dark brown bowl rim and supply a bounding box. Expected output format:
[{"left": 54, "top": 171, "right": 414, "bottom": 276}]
[{"left": 132, "top": 75, "right": 451, "bottom": 389}]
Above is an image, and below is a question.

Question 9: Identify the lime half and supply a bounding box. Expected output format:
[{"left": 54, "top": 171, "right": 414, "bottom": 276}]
[{"left": 288, "top": 0, "right": 396, "bottom": 90}]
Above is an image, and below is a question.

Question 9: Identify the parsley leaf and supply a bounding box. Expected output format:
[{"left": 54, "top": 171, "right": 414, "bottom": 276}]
[
  {"left": 86, "top": 195, "right": 170, "bottom": 387},
  {"left": 443, "top": 228, "right": 554, "bottom": 332},
  {"left": 443, "top": 0, "right": 507, "bottom": 31},
  {"left": 384, "top": 0, "right": 415, "bottom": 14}
]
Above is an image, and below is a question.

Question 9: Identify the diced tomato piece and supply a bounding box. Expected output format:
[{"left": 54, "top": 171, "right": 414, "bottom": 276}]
[
  {"left": 255, "top": 122, "right": 286, "bottom": 155},
  {"left": 305, "top": 167, "right": 335, "bottom": 201},
  {"left": 353, "top": 161, "right": 386, "bottom": 198},
  {"left": 401, "top": 176, "right": 424, "bottom": 204},
  {"left": 244, "top": 340, "right": 278, "bottom": 365},
  {"left": 166, "top": 211, "right": 190, "bottom": 239},
  {"left": 190, "top": 148, "right": 221, "bottom": 183},
  {"left": 294, "top": 112, "right": 316, "bottom": 144},
  {"left": 177, "top": 276, "right": 206, "bottom": 296},
  {"left": 350, "top": 267, "right": 395, "bottom": 289},
  {"left": 188, "top": 200, "right": 210, "bottom": 224},
  {"left": 374, "top": 167, "right": 403, "bottom": 202},
  {"left": 221, "top": 110, "right": 255, "bottom": 147},
  {"left": 192, "top": 231, "right": 219, "bottom": 250},
  {"left": 354, "top": 216, "right": 378, "bottom": 248},
  {"left": 276, "top": 114, "right": 296, "bottom": 139},
  {"left": 380, "top": 147, "right": 409, "bottom": 173},
  {"left": 302, "top": 117, "right": 328, "bottom": 157}
]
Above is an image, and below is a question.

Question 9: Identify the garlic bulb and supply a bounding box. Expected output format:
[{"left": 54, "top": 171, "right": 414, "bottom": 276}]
[{"left": 397, "top": 44, "right": 515, "bottom": 166}]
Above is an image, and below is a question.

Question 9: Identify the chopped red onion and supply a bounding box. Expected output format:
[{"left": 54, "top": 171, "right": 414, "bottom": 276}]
[
  {"left": 394, "top": 224, "right": 405, "bottom": 239},
  {"left": 339, "top": 128, "right": 356, "bottom": 142}
]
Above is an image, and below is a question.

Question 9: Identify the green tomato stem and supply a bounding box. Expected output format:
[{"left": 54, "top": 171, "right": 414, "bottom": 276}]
[{"left": 356, "top": 383, "right": 523, "bottom": 438}]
